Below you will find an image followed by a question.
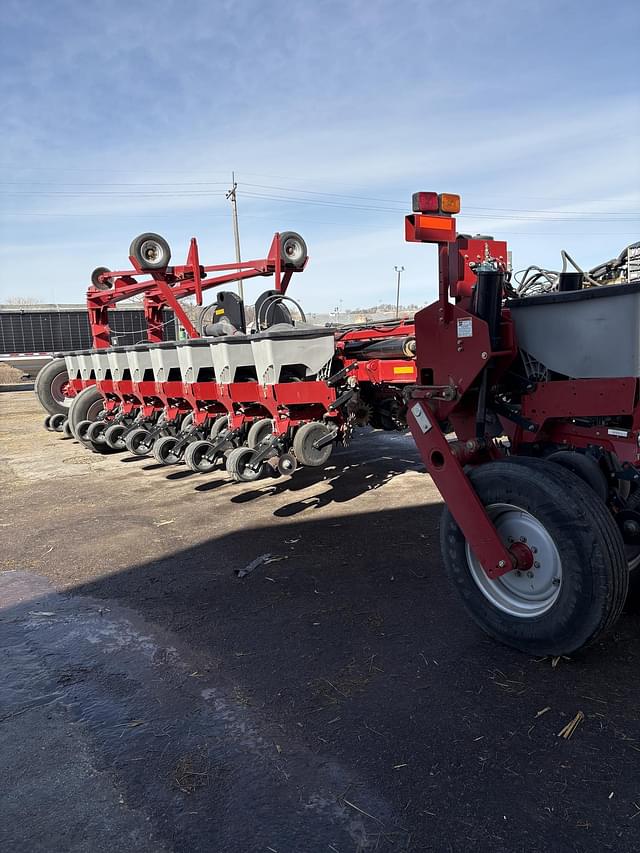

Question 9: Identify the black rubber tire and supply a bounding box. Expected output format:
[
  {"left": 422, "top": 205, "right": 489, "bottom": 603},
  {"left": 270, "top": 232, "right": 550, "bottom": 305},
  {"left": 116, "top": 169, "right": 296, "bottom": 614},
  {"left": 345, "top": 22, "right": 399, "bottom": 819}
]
[
  {"left": 62, "top": 419, "right": 73, "bottom": 438},
  {"left": 75, "top": 419, "right": 93, "bottom": 443},
  {"left": 292, "top": 421, "right": 333, "bottom": 467},
  {"left": 68, "top": 386, "right": 104, "bottom": 437},
  {"left": 153, "top": 435, "right": 179, "bottom": 465},
  {"left": 181, "top": 412, "right": 194, "bottom": 432},
  {"left": 91, "top": 266, "right": 112, "bottom": 291},
  {"left": 43, "top": 414, "right": 53, "bottom": 431},
  {"left": 104, "top": 423, "right": 127, "bottom": 450},
  {"left": 49, "top": 413, "right": 66, "bottom": 432},
  {"left": 86, "top": 420, "right": 108, "bottom": 444},
  {"left": 210, "top": 415, "right": 229, "bottom": 438},
  {"left": 125, "top": 427, "right": 153, "bottom": 457},
  {"left": 440, "top": 458, "right": 628, "bottom": 656},
  {"left": 226, "top": 446, "right": 264, "bottom": 482},
  {"left": 34, "top": 358, "right": 70, "bottom": 415},
  {"left": 546, "top": 450, "right": 609, "bottom": 503},
  {"left": 279, "top": 231, "right": 307, "bottom": 269},
  {"left": 184, "top": 440, "right": 218, "bottom": 473},
  {"left": 247, "top": 418, "right": 273, "bottom": 449},
  {"left": 129, "top": 232, "right": 171, "bottom": 269}
]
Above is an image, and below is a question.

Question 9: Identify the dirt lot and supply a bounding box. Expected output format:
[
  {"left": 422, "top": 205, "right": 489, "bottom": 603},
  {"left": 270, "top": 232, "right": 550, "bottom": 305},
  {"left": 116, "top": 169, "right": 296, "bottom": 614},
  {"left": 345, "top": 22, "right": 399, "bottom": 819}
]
[{"left": 1, "top": 390, "right": 640, "bottom": 853}]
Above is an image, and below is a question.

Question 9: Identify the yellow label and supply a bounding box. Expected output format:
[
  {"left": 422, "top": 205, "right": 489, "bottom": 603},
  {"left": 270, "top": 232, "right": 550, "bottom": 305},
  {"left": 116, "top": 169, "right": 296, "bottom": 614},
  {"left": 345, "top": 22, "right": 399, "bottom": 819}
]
[
  {"left": 215, "top": 308, "right": 225, "bottom": 315},
  {"left": 393, "top": 366, "right": 415, "bottom": 374}
]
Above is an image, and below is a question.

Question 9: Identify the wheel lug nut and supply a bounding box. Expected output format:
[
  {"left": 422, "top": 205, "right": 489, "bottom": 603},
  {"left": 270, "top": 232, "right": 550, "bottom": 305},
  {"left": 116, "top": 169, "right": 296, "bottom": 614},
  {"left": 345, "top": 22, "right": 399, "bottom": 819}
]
[
  {"left": 526, "top": 571, "right": 534, "bottom": 578},
  {"left": 534, "top": 561, "right": 540, "bottom": 569},
  {"left": 531, "top": 546, "right": 538, "bottom": 554},
  {"left": 520, "top": 536, "right": 527, "bottom": 542},
  {"left": 552, "top": 577, "right": 560, "bottom": 586}
]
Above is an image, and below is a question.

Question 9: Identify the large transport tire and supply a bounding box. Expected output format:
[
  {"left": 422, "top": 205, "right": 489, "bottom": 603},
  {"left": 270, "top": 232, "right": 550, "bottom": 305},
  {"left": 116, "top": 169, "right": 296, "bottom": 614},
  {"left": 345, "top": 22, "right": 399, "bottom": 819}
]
[
  {"left": 546, "top": 450, "right": 609, "bottom": 503},
  {"left": 247, "top": 418, "right": 273, "bottom": 449},
  {"left": 68, "top": 386, "right": 105, "bottom": 438},
  {"left": 292, "top": 421, "right": 333, "bottom": 467},
  {"left": 34, "top": 358, "right": 71, "bottom": 415},
  {"left": 440, "top": 458, "right": 628, "bottom": 656},
  {"left": 129, "top": 233, "right": 171, "bottom": 269}
]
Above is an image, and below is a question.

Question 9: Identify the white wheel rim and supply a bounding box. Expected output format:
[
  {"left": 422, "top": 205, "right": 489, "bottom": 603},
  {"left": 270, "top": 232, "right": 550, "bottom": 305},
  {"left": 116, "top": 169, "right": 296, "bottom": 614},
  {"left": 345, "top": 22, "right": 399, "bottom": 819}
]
[
  {"left": 465, "top": 503, "right": 562, "bottom": 618},
  {"left": 140, "top": 239, "right": 165, "bottom": 265}
]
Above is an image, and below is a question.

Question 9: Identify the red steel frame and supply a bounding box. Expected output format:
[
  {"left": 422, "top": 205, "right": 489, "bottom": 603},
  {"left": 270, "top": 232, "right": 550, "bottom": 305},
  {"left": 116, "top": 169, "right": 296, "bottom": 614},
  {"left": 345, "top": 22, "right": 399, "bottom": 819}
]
[{"left": 405, "top": 206, "right": 640, "bottom": 579}]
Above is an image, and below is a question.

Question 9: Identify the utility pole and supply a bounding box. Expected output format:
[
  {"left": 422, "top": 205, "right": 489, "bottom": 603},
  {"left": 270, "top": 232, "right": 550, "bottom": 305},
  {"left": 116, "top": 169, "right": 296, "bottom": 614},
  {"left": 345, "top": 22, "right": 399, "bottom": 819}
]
[
  {"left": 394, "top": 265, "right": 405, "bottom": 318},
  {"left": 226, "top": 171, "right": 243, "bottom": 303}
]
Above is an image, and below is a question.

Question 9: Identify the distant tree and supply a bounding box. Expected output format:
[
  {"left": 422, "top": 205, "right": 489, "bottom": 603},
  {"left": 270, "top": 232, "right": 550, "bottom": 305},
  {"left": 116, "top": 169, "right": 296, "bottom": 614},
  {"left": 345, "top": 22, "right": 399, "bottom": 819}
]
[{"left": 3, "top": 296, "right": 43, "bottom": 305}]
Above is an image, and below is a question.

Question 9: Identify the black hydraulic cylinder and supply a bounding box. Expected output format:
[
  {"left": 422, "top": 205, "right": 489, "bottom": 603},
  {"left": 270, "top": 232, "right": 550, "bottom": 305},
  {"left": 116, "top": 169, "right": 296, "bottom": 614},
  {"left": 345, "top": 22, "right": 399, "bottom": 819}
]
[
  {"left": 473, "top": 268, "right": 504, "bottom": 351},
  {"left": 342, "top": 336, "right": 416, "bottom": 361}
]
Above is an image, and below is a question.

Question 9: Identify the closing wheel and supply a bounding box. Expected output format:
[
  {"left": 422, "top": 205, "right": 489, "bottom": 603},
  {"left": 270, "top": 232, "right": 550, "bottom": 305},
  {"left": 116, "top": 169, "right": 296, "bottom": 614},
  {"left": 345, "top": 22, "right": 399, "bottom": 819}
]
[
  {"left": 125, "top": 427, "right": 154, "bottom": 456},
  {"left": 226, "top": 446, "right": 265, "bottom": 482},
  {"left": 68, "top": 386, "right": 104, "bottom": 437},
  {"left": 43, "top": 414, "right": 53, "bottom": 431},
  {"left": 277, "top": 452, "right": 297, "bottom": 476},
  {"left": 181, "top": 412, "right": 194, "bottom": 432},
  {"left": 104, "top": 423, "right": 127, "bottom": 450},
  {"left": 49, "top": 413, "right": 66, "bottom": 432},
  {"left": 247, "top": 418, "right": 273, "bottom": 449},
  {"left": 279, "top": 231, "right": 307, "bottom": 269},
  {"left": 440, "top": 459, "right": 628, "bottom": 656},
  {"left": 292, "top": 421, "right": 333, "bottom": 467},
  {"left": 184, "top": 440, "right": 219, "bottom": 473},
  {"left": 153, "top": 435, "right": 180, "bottom": 465},
  {"left": 62, "top": 419, "right": 73, "bottom": 438},
  {"left": 34, "top": 358, "right": 71, "bottom": 415},
  {"left": 86, "top": 420, "right": 108, "bottom": 444},
  {"left": 129, "top": 232, "right": 171, "bottom": 269}
]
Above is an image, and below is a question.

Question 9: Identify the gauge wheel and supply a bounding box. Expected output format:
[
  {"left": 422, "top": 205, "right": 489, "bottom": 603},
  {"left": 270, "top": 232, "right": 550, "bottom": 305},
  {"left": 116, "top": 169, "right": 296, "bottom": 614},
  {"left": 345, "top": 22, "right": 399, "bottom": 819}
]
[
  {"left": 226, "top": 446, "right": 264, "bottom": 482},
  {"left": 184, "top": 439, "right": 218, "bottom": 473},
  {"left": 292, "top": 421, "right": 333, "bottom": 467}
]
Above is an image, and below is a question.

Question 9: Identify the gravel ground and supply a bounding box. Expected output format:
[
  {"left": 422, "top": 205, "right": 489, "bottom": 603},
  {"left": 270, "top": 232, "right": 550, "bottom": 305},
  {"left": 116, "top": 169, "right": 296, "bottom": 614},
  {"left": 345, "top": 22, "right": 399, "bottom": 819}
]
[{"left": 1, "top": 390, "right": 640, "bottom": 853}]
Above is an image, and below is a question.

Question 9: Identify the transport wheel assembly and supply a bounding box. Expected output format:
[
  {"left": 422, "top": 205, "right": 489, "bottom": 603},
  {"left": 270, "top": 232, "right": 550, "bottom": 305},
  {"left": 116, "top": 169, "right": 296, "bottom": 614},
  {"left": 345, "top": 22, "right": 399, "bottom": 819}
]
[
  {"left": 104, "top": 423, "right": 127, "bottom": 450},
  {"left": 125, "top": 427, "right": 154, "bottom": 457},
  {"left": 440, "top": 459, "right": 628, "bottom": 656},
  {"left": 279, "top": 231, "right": 308, "bottom": 268},
  {"left": 247, "top": 418, "right": 273, "bottom": 449},
  {"left": 129, "top": 232, "right": 171, "bottom": 269},
  {"left": 184, "top": 440, "right": 219, "bottom": 473},
  {"left": 34, "top": 358, "right": 71, "bottom": 415},
  {"left": 153, "top": 435, "right": 180, "bottom": 465},
  {"left": 226, "top": 446, "right": 265, "bottom": 482},
  {"left": 90, "top": 266, "right": 112, "bottom": 290},
  {"left": 292, "top": 421, "right": 334, "bottom": 467}
]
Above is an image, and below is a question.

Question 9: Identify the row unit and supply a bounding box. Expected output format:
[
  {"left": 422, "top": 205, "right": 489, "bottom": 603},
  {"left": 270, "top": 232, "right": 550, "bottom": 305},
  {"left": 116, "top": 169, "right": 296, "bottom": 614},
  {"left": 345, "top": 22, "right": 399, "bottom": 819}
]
[{"left": 61, "top": 325, "right": 336, "bottom": 387}]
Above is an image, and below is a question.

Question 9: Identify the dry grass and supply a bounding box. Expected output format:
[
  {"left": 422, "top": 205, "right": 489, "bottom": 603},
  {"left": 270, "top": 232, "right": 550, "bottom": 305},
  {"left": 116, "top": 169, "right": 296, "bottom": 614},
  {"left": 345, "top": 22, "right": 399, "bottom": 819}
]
[{"left": 0, "top": 364, "right": 24, "bottom": 384}]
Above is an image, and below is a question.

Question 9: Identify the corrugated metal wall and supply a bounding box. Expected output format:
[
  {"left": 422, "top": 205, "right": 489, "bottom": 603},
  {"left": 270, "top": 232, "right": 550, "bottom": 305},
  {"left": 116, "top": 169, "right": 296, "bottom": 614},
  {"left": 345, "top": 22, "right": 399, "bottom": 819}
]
[{"left": 0, "top": 309, "right": 176, "bottom": 353}]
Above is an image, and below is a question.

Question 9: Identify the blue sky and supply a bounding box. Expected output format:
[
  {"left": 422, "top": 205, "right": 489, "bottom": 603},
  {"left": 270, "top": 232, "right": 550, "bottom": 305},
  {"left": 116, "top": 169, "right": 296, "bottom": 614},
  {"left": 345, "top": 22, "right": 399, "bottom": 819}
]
[{"left": 0, "top": 0, "right": 638, "bottom": 311}]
